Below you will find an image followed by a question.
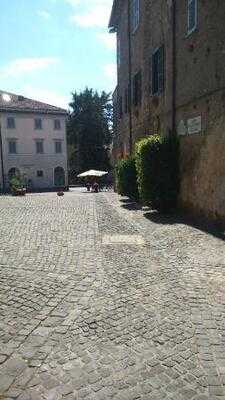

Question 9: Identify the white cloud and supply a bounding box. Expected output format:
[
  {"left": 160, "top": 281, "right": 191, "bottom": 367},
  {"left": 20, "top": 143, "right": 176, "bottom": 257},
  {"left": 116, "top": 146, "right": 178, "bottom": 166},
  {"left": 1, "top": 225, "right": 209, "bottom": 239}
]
[
  {"left": 103, "top": 63, "right": 117, "bottom": 81},
  {"left": 0, "top": 58, "right": 59, "bottom": 78},
  {"left": 21, "top": 86, "right": 70, "bottom": 109},
  {"left": 97, "top": 32, "right": 116, "bottom": 50},
  {"left": 38, "top": 10, "right": 51, "bottom": 19},
  {"left": 68, "top": 0, "right": 112, "bottom": 28}
]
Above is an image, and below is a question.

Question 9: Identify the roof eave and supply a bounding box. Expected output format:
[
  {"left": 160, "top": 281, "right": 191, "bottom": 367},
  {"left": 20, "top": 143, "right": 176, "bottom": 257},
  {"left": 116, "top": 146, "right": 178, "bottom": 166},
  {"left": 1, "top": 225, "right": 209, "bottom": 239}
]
[{"left": 0, "top": 107, "right": 68, "bottom": 115}]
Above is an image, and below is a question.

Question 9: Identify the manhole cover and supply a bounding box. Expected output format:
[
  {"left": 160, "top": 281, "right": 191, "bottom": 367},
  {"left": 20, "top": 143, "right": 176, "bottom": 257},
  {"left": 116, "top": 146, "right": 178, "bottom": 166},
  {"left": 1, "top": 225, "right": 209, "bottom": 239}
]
[{"left": 102, "top": 235, "right": 145, "bottom": 245}]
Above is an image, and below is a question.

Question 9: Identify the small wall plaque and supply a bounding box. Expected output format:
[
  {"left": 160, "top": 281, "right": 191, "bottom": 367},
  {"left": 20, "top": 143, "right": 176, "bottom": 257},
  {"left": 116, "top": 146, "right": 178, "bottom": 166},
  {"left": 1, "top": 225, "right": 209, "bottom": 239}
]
[{"left": 187, "top": 116, "right": 202, "bottom": 135}]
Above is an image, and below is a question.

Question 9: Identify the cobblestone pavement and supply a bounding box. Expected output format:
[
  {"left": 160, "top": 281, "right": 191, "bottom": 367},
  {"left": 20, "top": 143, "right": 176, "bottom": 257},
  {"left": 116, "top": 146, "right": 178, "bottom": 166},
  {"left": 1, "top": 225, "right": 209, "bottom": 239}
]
[{"left": 0, "top": 190, "right": 225, "bottom": 400}]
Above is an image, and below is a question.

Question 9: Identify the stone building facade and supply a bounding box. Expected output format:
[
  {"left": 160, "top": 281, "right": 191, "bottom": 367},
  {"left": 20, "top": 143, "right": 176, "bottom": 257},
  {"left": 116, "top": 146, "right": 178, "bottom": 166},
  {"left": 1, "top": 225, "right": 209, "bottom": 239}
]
[
  {"left": 109, "top": 0, "right": 225, "bottom": 221},
  {"left": 0, "top": 91, "right": 68, "bottom": 191}
]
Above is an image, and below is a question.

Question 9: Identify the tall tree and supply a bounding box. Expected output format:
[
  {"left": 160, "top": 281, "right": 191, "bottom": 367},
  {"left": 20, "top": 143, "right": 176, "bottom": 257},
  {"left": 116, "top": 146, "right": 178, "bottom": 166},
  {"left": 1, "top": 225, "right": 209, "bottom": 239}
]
[{"left": 67, "top": 88, "right": 113, "bottom": 177}]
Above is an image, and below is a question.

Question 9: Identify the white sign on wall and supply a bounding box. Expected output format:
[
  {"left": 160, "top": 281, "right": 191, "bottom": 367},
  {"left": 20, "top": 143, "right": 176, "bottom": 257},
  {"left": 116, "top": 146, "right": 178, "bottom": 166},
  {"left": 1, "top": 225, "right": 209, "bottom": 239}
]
[
  {"left": 177, "top": 120, "right": 187, "bottom": 136},
  {"left": 187, "top": 116, "right": 202, "bottom": 135}
]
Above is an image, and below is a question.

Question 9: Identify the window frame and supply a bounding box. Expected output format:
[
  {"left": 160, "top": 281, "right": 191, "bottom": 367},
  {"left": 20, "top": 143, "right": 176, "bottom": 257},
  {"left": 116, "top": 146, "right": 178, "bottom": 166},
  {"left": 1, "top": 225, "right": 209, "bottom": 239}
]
[
  {"left": 8, "top": 139, "right": 17, "bottom": 154},
  {"left": 55, "top": 140, "right": 62, "bottom": 154},
  {"left": 35, "top": 139, "right": 44, "bottom": 154},
  {"left": 119, "top": 96, "right": 123, "bottom": 119},
  {"left": 54, "top": 119, "right": 61, "bottom": 130},
  {"left": 117, "top": 36, "right": 121, "bottom": 67},
  {"left": 34, "top": 118, "right": 43, "bottom": 130},
  {"left": 133, "top": 70, "right": 142, "bottom": 107},
  {"left": 131, "top": 0, "right": 140, "bottom": 34},
  {"left": 37, "top": 170, "right": 44, "bottom": 178},
  {"left": 187, "top": 0, "right": 197, "bottom": 35},
  {"left": 151, "top": 46, "right": 165, "bottom": 96},
  {"left": 124, "top": 88, "right": 129, "bottom": 114},
  {"left": 7, "top": 117, "right": 15, "bottom": 129}
]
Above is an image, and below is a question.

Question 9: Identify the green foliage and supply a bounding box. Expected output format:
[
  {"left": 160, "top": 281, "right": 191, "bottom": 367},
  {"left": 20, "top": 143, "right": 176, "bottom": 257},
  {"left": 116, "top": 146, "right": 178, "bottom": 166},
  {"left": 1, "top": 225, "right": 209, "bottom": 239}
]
[
  {"left": 135, "top": 135, "right": 180, "bottom": 211},
  {"left": 67, "top": 87, "right": 113, "bottom": 177},
  {"left": 10, "top": 175, "right": 24, "bottom": 194},
  {"left": 116, "top": 157, "right": 139, "bottom": 201}
]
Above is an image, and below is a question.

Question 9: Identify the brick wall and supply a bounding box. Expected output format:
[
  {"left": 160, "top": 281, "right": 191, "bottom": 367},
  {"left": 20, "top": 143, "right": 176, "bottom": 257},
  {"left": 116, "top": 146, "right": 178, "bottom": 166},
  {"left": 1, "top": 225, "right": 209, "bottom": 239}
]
[{"left": 111, "top": 0, "right": 225, "bottom": 221}]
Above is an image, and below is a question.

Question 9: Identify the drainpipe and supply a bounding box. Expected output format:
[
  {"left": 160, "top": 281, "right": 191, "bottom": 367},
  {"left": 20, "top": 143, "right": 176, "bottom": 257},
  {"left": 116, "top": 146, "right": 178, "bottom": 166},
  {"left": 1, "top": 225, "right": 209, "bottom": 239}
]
[
  {"left": 127, "top": 0, "right": 133, "bottom": 154},
  {"left": 0, "top": 122, "right": 5, "bottom": 193},
  {"left": 172, "top": 0, "right": 177, "bottom": 135}
]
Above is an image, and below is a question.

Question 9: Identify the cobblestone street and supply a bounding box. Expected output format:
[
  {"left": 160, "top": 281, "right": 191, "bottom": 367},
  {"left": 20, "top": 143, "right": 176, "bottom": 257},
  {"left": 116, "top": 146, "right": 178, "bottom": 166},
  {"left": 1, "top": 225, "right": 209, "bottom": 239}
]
[{"left": 1, "top": 190, "right": 225, "bottom": 400}]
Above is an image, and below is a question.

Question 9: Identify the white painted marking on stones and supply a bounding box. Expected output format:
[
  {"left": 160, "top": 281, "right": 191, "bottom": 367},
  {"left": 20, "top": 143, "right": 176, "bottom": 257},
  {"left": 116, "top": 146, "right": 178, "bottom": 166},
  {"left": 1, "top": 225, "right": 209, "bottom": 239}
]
[{"left": 102, "top": 235, "right": 145, "bottom": 245}]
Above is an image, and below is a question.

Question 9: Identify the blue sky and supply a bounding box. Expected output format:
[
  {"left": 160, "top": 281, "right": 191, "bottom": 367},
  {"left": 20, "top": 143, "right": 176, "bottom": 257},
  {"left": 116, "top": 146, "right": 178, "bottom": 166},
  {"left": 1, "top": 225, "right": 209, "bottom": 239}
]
[{"left": 0, "top": 0, "right": 116, "bottom": 109}]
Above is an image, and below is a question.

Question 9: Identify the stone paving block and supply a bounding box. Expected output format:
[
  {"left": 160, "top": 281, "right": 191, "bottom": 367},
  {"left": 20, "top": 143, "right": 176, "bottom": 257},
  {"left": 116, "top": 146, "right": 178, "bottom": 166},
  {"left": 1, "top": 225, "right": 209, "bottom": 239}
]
[
  {"left": 0, "top": 374, "right": 15, "bottom": 393},
  {"left": 1, "top": 191, "right": 225, "bottom": 398}
]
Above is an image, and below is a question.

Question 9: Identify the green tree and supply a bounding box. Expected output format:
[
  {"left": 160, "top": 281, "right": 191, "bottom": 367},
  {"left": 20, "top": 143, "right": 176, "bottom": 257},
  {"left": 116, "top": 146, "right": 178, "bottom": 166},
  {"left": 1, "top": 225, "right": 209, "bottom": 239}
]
[{"left": 67, "top": 88, "right": 113, "bottom": 177}]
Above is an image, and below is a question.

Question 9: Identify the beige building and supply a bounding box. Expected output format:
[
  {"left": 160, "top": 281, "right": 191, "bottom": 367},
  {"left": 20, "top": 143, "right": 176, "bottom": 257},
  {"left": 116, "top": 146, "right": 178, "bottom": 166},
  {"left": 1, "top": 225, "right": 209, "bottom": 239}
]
[
  {"left": 0, "top": 91, "right": 68, "bottom": 191},
  {"left": 109, "top": 0, "right": 225, "bottom": 222}
]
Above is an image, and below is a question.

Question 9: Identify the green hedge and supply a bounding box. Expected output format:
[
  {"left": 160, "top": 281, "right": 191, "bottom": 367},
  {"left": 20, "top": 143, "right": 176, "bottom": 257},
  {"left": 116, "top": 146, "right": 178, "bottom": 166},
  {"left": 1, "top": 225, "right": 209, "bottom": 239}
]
[
  {"left": 116, "top": 157, "right": 139, "bottom": 201},
  {"left": 135, "top": 135, "right": 180, "bottom": 211}
]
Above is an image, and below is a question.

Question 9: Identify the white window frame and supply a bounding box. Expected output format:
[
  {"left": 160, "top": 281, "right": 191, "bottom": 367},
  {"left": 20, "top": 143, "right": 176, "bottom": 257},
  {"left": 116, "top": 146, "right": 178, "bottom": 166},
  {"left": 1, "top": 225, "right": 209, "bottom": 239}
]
[
  {"left": 37, "top": 170, "right": 44, "bottom": 178},
  {"left": 54, "top": 140, "right": 62, "bottom": 154},
  {"left": 131, "top": 0, "right": 140, "bottom": 33},
  {"left": 8, "top": 139, "right": 17, "bottom": 154},
  {"left": 7, "top": 117, "right": 15, "bottom": 129},
  {"left": 35, "top": 139, "right": 44, "bottom": 154},
  {"left": 34, "top": 118, "right": 43, "bottom": 130},
  {"left": 54, "top": 119, "right": 61, "bottom": 130},
  {"left": 187, "top": 0, "right": 197, "bottom": 35}
]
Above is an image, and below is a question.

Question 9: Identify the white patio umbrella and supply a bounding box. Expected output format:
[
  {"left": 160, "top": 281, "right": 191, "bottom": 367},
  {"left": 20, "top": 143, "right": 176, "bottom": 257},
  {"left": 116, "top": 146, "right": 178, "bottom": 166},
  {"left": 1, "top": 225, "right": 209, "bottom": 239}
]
[{"left": 77, "top": 170, "right": 108, "bottom": 178}]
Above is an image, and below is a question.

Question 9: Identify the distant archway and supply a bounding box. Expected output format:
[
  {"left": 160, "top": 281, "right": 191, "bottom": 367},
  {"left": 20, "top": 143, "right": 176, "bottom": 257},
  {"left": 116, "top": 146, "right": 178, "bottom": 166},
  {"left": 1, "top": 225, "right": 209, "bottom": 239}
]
[
  {"left": 8, "top": 167, "right": 20, "bottom": 182},
  {"left": 54, "top": 167, "right": 65, "bottom": 187}
]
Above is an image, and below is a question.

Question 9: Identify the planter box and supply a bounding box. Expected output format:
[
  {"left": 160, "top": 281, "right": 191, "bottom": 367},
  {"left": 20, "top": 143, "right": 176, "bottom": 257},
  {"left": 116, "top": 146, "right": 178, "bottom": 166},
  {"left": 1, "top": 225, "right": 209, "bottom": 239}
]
[{"left": 12, "top": 188, "right": 26, "bottom": 196}]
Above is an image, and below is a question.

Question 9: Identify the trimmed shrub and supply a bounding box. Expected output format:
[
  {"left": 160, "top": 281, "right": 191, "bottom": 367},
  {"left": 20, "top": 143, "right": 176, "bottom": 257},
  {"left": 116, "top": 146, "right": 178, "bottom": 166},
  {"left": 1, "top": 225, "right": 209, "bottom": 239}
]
[
  {"left": 116, "top": 157, "right": 139, "bottom": 201},
  {"left": 135, "top": 135, "right": 180, "bottom": 211}
]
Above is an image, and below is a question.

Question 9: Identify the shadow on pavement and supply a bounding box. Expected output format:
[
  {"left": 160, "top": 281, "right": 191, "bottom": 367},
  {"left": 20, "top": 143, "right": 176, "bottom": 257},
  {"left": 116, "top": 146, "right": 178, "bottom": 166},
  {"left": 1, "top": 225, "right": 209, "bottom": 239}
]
[
  {"left": 120, "top": 198, "right": 142, "bottom": 211},
  {"left": 119, "top": 197, "right": 225, "bottom": 241},
  {"left": 144, "top": 210, "right": 225, "bottom": 241}
]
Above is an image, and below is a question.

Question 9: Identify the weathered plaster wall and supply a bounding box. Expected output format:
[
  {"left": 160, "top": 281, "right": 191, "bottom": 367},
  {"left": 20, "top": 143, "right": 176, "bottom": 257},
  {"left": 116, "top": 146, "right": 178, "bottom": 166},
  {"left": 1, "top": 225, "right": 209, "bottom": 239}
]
[{"left": 178, "top": 89, "right": 225, "bottom": 221}]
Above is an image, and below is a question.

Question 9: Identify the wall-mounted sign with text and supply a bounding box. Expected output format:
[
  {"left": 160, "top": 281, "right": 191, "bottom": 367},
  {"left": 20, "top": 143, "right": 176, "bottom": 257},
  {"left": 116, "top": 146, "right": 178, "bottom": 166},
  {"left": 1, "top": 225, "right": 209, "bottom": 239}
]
[{"left": 187, "top": 116, "right": 202, "bottom": 135}]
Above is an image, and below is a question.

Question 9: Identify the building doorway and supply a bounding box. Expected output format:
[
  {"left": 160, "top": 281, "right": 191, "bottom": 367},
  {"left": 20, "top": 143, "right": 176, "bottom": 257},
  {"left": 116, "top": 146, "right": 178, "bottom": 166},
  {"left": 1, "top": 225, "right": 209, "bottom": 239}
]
[{"left": 54, "top": 166, "right": 65, "bottom": 187}]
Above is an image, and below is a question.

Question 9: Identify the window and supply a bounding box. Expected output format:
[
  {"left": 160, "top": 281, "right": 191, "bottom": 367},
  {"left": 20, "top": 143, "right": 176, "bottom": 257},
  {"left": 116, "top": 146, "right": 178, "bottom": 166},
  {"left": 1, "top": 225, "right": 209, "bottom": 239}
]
[
  {"left": 7, "top": 117, "right": 15, "bottom": 129},
  {"left": 133, "top": 70, "right": 142, "bottom": 106},
  {"left": 152, "top": 46, "right": 164, "bottom": 95},
  {"left": 34, "top": 118, "right": 42, "bottom": 130},
  {"left": 117, "top": 37, "right": 121, "bottom": 67},
  {"left": 55, "top": 140, "right": 62, "bottom": 154},
  {"left": 124, "top": 88, "right": 129, "bottom": 114},
  {"left": 35, "top": 140, "right": 44, "bottom": 154},
  {"left": 119, "top": 96, "right": 123, "bottom": 119},
  {"left": 54, "top": 119, "right": 61, "bottom": 130},
  {"left": 131, "top": 0, "right": 140, "bottom": 32},
  {"left": 188, "top": 0, "right": 197, "bottom": 34},
  {"left": 37, "top": 170, "right": 44, "bottom": 178},
  {"left": 8, "top": 140, "right": 17, "bottom": 154}
]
